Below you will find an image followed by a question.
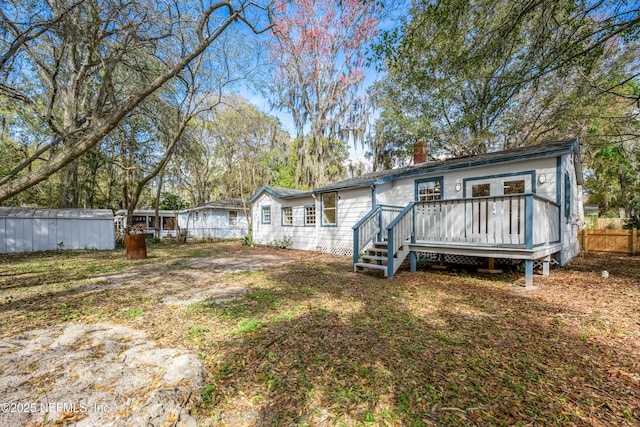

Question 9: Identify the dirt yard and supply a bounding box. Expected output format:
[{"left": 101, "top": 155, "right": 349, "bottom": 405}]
[
  {"left": 0, "top": 241, "right": 638, "bottom": 426},
  {"left": 0, "top": 243, "right": 307, "bottom": 426}
]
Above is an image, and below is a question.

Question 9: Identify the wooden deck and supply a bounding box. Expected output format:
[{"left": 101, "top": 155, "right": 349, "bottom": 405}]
[
  {"left": 409, "top": 240, "right": 563, "bottom": 260},
  {"left": 353, "top": 195, "right": 562, "bottom": 285}
]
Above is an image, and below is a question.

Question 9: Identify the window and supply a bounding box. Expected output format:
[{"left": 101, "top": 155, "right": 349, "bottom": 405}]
[
  {"left": 305, "top": 205, "right": 316, "bottom": 226},
  {"left": 194, "top": 211, "right": 199, "bottom": 222},
  {"left": 322, "top": 192, "right": 337, "bottom": 226},
  {"left": 132, "top": 216, "right": 147, "bottom": 229},
  {"left": 261, "top": 206, "right": 271, "bottom": 224},
  {"left": 503, "top": 180, "right": 525, "bottom": 195},
  {"left": 229, "top": 210, "right": 238, "bottom": 226},
  {"left": 564, "top": 173, "right": 571, "bottom": 220},
  {"left": 202, "top": 212, "right": 207, "bottom": 223},
  {"left": 416, "top": 178, "right": 442, "bottom": 201},
  {"left": 282, "top": 207, "right": 293, "bottom": 226},
  {"left": 472, "top": 183, "right": 491, "bottom": 197},
  {"left": 162, "top": 216, "right": 175, "bottom": 230}
]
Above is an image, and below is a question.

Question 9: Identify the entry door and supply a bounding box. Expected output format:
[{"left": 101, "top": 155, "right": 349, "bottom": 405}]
[{"left": 465, "top": 175, "right": 531, "bottom": 244}]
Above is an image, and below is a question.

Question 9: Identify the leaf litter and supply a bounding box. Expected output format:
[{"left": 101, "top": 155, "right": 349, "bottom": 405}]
[{"left": 0, "top": 242, "right": 638, "bottom": 426}]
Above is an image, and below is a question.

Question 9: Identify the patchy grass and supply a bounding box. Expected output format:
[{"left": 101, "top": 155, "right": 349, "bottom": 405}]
[{"left": 0, "top": 242, "right": 638, "bottom": 426}]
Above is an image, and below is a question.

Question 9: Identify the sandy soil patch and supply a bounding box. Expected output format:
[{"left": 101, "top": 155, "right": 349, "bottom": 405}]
[
  {"left": 0, "top": 322, "right": 204, "bottom": 427},
  {"left": 0, "top": 247, "right": 301, "bottom": 426}
]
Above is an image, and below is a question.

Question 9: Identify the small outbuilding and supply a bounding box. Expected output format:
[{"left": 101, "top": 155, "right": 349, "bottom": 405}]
[
  {"left": 0, "top": 207, "right": 115, "bottom": 253},
  {"left": 178, "top": 199, "right": 248, "bottom": 240}
]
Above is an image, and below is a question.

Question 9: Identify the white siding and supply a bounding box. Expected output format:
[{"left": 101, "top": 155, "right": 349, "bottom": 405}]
[
  {"left": 0, "top": 208, "right": 115, "bottom": 253},
  {"left": 253, "top": 193, "right": 319, "bottom": 251},
  {"left": 251, "top": 187, "right": 372, "bottom": 255},
  {"left": 377, "top": 157, "right": 558, "bottom": 205},
  {"left": 316, "top": 187, "right": 372, "bottom": 256},
  {"left": 181, "top": 207, "right": 249, "bottom": 239},
  {"left": 250, "top": 150, "right": 580, "bottom": 265},
  {"left": 558, "top": 153, "right": 581, "bottom": 265}
]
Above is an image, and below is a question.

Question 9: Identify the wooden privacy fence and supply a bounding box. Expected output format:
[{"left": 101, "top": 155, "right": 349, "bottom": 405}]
[{"left": 579, "top": 229, "right": 639, "bottom": 255}]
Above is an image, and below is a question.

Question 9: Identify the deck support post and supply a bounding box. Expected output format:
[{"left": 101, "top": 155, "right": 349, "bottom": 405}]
[
  {"left": 542, "top": 255, "right": 551, "bottom": 277},
  {"left": 386, "top": 228, "right": 394, "bottom": 279},
  {"left": 353, "top": 228, "right": 360, "bottom": 270},
  {"left": 409, "top": 251, "right": 417, "bottom": 272},
  {"left": 525, "top": 259, "right": 534, "bottom": 287}
]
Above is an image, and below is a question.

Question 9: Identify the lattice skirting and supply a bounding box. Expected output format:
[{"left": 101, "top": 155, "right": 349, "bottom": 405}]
[
  {"left": 317, "top": 241, "right": 353, "bottom": 257},
  {"left": 415, "top": 252, "right": 546, "bottom": 270}
]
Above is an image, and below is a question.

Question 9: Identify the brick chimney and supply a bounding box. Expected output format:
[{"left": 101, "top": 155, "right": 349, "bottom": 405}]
[{"left": 413, "top": 139, "right": 427, "bottom": 165}]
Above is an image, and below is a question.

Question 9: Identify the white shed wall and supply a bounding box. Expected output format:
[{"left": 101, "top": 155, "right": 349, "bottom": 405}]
[{"left": 0, "top": 209, "right": 115, "bottom": 254}]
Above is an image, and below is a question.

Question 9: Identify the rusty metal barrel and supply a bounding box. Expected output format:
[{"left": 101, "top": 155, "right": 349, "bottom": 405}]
[{"left": 125, "top": 233, "right": 147, "bottom": 260}]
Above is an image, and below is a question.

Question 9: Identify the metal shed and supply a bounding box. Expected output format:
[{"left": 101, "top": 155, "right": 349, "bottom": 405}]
[{"left": 0, "top": 207, "right": 115, "bottom": 253}]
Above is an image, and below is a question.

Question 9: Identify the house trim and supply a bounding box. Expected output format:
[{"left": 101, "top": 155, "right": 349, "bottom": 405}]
[{"left": 316, "top": 139, "right": 579, "bottom": 194}]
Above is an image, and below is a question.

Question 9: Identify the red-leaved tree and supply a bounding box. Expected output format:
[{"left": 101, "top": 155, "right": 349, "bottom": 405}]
[{"left": 268, "top": 0, "right": 380, "bottom": 188}]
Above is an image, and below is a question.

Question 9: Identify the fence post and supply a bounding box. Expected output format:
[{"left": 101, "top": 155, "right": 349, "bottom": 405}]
[{"left": 633, "top": 228, "right": 638, "bottom": 256}]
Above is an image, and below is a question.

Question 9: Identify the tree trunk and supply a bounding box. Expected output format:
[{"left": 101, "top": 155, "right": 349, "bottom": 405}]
[
  {"left": 154, "top": 172, "right": 164, "bottom": 239},
  {"left": 59, "top": 160, "right": 79, "bottom": 208}
]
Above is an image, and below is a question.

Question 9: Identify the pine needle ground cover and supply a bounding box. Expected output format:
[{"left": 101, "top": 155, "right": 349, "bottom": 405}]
[{"left": 1, "top": 241, "right": 638, "bottom": 426}]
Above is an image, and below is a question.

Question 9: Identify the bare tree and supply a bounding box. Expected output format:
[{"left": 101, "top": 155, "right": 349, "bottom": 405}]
[{"left": 0, "top": 0, "right": 270, "bottom": 203}]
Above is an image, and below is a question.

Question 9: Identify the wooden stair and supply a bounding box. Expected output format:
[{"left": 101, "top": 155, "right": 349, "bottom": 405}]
[{"left": 354, "top": 242, "right": 395, "bottom": 277}]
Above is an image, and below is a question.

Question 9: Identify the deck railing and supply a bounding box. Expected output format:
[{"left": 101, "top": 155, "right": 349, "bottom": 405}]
[
  {"left": 352, "top": 204, "right": 403, "bottom": 265},
  {"left": 413, "top": 194, "right": 560, "bottom": 248},
  {"left": 386, "top": 202, "right": 415, "bottom": 277}
]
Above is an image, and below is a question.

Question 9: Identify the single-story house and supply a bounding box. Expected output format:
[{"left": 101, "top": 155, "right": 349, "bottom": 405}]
[
  {"left": 178, "top": 199, "right": 248, "bottom": 239},
  {"left": 249, "top": 139, "right": 584, "bottom": 286},
  {"left": 0, "top": 207, "right": 115, "bottom": 253}
]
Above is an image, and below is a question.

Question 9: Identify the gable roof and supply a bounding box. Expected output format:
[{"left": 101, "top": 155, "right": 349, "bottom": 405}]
[
  {"left": 248, "top": 186, "right": 311, "bottom": 203},
  {"left": 191, "top": 198, "right": 245, "bottom": 210},
  {"left": 248, "top": 139, "right": 582, "bottom": 202}
]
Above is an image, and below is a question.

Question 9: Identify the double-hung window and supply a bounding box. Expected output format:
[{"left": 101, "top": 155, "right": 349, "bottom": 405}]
[
  {"left": 282, "top": 207, "right": 293, "bottom": 226},
  {"left": 229, "top": 210, "right": 238, "bottom": 226},
  {"left": 321, "top": 192, "right": 337, "bottom": 226},
  {"left": 416, "top": 178, "right": 443, "bottom": 201},
  {"left": 261, "top": 206, "right": 271, "bottom": 224}
]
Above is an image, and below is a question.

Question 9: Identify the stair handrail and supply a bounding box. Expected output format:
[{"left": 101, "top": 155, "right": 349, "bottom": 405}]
[
  {"left": 353, "top": 205, "right": 382, "bottom": 265},
  {"left": 386, "top": 202, "right": 416, "bottom": 278}
]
